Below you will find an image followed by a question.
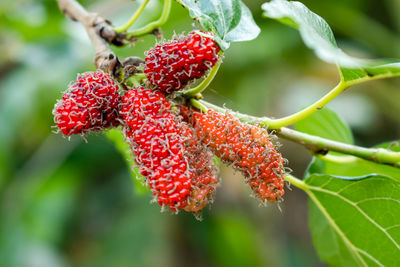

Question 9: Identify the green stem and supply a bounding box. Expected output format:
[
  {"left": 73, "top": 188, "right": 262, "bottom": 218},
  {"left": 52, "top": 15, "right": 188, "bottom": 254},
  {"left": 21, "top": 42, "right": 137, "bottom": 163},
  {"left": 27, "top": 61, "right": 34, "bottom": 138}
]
[
  {"left": 316, "top": 154, "right": 359, "bottom": 164},
  {"left": 190, "top": 99, "right": 208, "bottom": 113},
  {"left": 125, "top": 73, "right": 146, "bottom": 88},
  {"left": 197, "top": 100, "right": 400, "bottom": 166},
  {"left": 277, "top": 127, "right": 400, "bottom": 166},
  {"left": 197, "top": 74, "right": 400, "bottom": 129},
  {"left": 265, "top": 80, "right": 349, "bottom": 129},
  {"left": 198, "top": 100, "right": 230, "bottom": 113},
  {"left": 126, "top": 0, "right": 171, "bottom": 37},
  {"left": 134, "top": 73, "right": 147, "bottom": 80},
  {"left": 184, "top": 62, "right": 221, "bottom": 97},
  {"left": 114, "top": 0, "right": 150, "bottom": 33},
  {"left": 200, "top": 81, "right": 349, "bottom": 129},
  {"left": 284, "top": 174, "right": 309, "bottom": 191}
]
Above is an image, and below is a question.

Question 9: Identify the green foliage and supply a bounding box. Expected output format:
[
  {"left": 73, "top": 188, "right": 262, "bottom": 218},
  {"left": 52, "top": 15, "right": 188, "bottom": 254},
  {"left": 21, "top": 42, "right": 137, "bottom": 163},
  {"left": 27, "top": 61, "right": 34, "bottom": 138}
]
[
  {"left": 309, "top": 152, "right": 400, "bottom": 182},
  {"left": 0, "top": 166, "right": 84, "bottom": 266},
  {"left": 262, "top": 0, "right": 400, "bottom": 84},
  {"left": 176, "top": 0, "right": 260, "bottom": 50},
  {"left": 295, "top": 108, "right": 354, "bottom": 144},
  {"left": 208, "top": 214, "right": 264, "bottom": 267},
  {"left": 295, "top": 105, "right": 400, "bottom": 265},
  {"left": 1, "top": 0, "right": 400, "bottom": 266},
  {"left": 305, "top": 174, "right": 400, "bottom": 267},
  {"left": 106, "top": 129, "right": 148, "bottom": 194}
]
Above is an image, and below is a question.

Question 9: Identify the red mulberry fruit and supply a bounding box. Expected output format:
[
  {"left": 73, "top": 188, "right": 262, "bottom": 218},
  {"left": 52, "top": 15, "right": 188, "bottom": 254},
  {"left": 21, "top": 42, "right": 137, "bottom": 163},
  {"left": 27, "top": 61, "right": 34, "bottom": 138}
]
[
  {"left": 53, "top": 71, "right": 121, "bottom": 136},
  {"left": 121, "top": 87, "right": 218, "bottom": 212},
  {"left": 182, "top": 122, "right": 219, "bottom": 213},
  {"left": 192, "top": 109, "right": 285, "bottom": 202},
  {"left": 144, "top": 32, "right": 221, "bottom": 93}
]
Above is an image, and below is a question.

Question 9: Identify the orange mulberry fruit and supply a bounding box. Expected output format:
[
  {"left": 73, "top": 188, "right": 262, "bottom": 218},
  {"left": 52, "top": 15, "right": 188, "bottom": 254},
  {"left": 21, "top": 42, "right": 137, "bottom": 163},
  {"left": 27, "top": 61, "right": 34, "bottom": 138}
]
[{"left": 191, "top": 109, "right": 285, "bottom": 202}]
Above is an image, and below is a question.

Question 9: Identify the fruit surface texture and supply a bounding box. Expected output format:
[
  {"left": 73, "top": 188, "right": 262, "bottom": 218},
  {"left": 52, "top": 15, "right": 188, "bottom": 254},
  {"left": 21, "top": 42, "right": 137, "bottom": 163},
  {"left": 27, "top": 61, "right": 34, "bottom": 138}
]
[
  {"left": 192, "top": 109, "right": 285, "bottom": 202},
  {"left": 121, "top": 87, "right": 218, "bottom": 212},
  {"left": 53, "top": 71, "right": 121, "bottom": 136},
  {"left": 144, "top": 32, "right": 220, "bottom": 93}
]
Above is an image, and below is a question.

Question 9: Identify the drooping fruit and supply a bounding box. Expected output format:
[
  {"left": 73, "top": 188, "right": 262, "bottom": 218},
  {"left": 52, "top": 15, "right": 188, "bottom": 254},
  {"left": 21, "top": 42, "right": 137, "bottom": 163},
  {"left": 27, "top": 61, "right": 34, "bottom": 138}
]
[
  {"left": 191, "top": 109, "right": 285, "bottom": 202},
  {"left": 121, "top": 87, "right": 218, "bottom": 213},
  {"left": 182, "top": 123, "right": 219, "bottom": 213}
]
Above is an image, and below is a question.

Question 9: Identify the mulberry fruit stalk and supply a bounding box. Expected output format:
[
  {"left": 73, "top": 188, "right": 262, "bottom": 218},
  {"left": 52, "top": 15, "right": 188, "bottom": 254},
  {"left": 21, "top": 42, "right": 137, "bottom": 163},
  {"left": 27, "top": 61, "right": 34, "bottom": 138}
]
[
  {"left": 144, "top": 32, "right": 221, "bottom": 93},
  {"left": 53, "top": 71, "right": 121, "bottom": 136},
  {"left": 121, "top": 87, "right": 218, "bottom": 212},
  {"left": 191, "top": 109, "right": 285, "bottom": 202}
]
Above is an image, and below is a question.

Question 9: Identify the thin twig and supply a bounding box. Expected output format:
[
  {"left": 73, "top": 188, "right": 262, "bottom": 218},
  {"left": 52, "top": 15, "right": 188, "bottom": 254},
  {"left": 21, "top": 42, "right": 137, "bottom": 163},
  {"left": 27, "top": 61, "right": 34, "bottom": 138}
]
[
  {"left": 277, "top": 127, "right": 400, "bottom": 167},
  {"left": 57, "top": 0, "right": 124, "bottom": 73}
]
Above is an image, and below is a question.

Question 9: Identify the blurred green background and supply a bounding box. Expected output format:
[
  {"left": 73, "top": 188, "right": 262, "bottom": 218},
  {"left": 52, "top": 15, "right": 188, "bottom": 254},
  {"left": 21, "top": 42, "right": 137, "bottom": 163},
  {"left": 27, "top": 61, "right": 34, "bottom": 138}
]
[{"left": 1, "top": 0, "right": 400, "bottom": 266}]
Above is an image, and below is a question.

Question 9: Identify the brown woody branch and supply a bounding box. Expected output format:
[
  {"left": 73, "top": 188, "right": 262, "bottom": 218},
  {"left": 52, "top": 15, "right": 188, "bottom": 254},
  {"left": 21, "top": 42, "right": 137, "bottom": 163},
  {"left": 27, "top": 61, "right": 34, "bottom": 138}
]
[{"left": 57, "top": 0, "right": 126, "bottom": 74}]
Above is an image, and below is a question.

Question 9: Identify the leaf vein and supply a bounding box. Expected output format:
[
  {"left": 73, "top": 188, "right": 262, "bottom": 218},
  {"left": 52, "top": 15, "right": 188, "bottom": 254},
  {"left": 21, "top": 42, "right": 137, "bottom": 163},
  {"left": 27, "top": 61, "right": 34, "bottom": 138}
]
[
  {"left": 356, "top": 197, "right": 400, "bottom": 205},
  {"left": 307, "top": 190, "right": 368, "bottom": 266},
  {"left": 385, "top": 224, "right": 400, "bottom": 231},
  {"left": 356, "top": 248, "right": 385, "bottom": 267},
  {"left": 308, "top": 185, "right": 400, "bottom": 250}
]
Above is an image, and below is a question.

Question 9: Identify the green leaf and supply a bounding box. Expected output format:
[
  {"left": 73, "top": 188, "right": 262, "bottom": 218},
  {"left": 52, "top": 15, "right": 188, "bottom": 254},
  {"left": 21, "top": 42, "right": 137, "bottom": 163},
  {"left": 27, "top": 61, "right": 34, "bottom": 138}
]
[
  {"left": 295, "top": 107, "right": 354, "bottom": 144},
  {"left": 305, "top": 174, "right": 400, "bottom": 267},
  {"left": 308, "top": 149, "right": 400, "bottom": 183},
  {"left": 106, "top": 129, "right": 148, "bottom": 194},
  {"left": 262, "top": 0, "right": 400, "bottom": 83},
  {"left": 375, "top": 140, "right": 400, "bottom": 152},
  {"left": 176, "top": 0, "right": 260, "bottom": 50}
]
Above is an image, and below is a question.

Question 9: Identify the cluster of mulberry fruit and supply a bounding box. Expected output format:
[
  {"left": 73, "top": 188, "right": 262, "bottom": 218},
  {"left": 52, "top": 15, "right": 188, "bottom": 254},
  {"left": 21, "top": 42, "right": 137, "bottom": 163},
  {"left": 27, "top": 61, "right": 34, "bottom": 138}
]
[{"left": 52, "top": 31, "right": 285, "bottom": 217}]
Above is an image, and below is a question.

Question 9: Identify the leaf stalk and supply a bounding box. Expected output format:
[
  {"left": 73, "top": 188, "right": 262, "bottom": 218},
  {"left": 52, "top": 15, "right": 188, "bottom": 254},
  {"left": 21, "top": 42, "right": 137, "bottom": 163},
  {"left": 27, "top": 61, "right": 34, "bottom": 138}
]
[
  {"left": 126, "top": 0, "right": 171, "bottom": 37},
  {"left": 114, "top": 0, "right": 150, "bottom": 33}
]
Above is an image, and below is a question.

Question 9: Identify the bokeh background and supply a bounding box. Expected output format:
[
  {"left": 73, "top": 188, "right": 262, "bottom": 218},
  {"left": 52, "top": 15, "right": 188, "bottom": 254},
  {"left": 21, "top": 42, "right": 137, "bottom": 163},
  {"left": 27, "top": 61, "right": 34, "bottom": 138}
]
[{"left": 1, "top": 0, "right": 400, "bottom": 266}]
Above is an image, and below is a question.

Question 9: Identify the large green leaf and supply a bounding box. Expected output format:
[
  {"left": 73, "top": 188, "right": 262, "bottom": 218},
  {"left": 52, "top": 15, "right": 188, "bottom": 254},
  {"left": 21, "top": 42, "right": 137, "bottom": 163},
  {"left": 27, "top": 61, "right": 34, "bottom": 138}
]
[
  {"left": 293, "top": 102, "right": 400, "bottom": 265},
  {"left": 106, "top": 129, "right": 148, "bottom": 194},
  {"left": 176, "top": 0, "right": 260, "bottom": 50},
  {"left": 262, "top": 0, "right": 400, "bottom": 83},
  {"left": 295, "top": 107, "right": 353, "bottom": 144},
  {"left": 305, "top": 174, "right": 400, "bottom": 267}
]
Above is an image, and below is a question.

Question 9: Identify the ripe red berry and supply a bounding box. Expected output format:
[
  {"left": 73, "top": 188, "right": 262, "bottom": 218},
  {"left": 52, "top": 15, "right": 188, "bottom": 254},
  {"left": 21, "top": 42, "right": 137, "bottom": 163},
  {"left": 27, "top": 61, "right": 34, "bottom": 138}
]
[
  {"left": 175, "top": 105, "right": 219, "bottom": 213},
  {"left": 191, "top": 109, "right": 285, "bottom": 203},
  {"left": 182, "top": 122, "right": 219, "bottom": 213},
  {"left": 144, "top": 32, "right": 221, "bottom": 93},
  {"left": 121, "top": 87, "right": 191, "bottom": 211},
  {"left": 121, "top": 87, "right": 218, "bottom": 212},
  {"left": 53, "top": 71, "right": 121, "bottom": 136}
]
